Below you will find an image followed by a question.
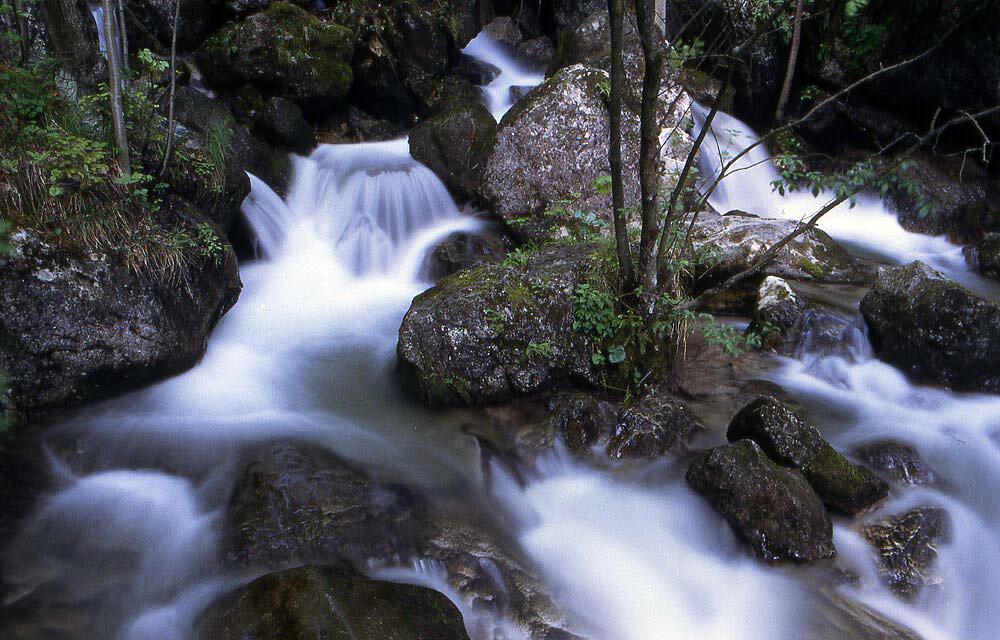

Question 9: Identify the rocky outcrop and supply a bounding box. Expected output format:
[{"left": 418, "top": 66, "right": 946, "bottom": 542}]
[
  {"left": 227, "top": 442, "right": 425, "bottom": 567},
  {"left": 409, "top": 100, "right": 497, "bottom": 200},
  {"left": 397, "top": 244, "right": 601, "bottom": 406},
  {"left": 196, "top": 564, "right": 470, "bottom": 640},
  {"left": 854, "top": 441, "right": 935, "bottom": 486},
  {"left": 606, "top": 391, "right": 701, "bottom": 460},
  {"left": 480, "top": 63, "right": 691, "bottom": 242},
  {"left": 686, "top": 440, "right": 836, "bottom": 563},
  {"left": 0, "top": 228, "right": 240, "bottom": 415},
  {"left": 690, "top": 211, "right": 875, "bottom": 298},
  {"left": 861, "top": 507, "right": 950, "bottom": 601},
  {"left": 196, "top": 3, "right": 354, "bottom": 105},
  {"left": 860, "top": 262, "right": 1000, "bottom": 393},
  {"left": 748, "top": 276, "right": 806, "bottom": 352},
  {"left": 727, "top": 397, "right": 888, "bottom": 515}
]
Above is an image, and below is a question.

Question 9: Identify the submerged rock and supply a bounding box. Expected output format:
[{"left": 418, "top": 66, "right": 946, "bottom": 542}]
[
  {"left": 227, "top": 443, "right": 426, "bottom": 567},
  {"left": 855, "top": 441, "right": 935, "bottom": 485},
  {"left": 727, "top": 397, "right": 888, "bottom": 515},
  {"left": 606, "top": 391, "right": 701, "bottom": 460},
  {"left": 0, "top": 229, "right": 240, "bottom": 414},
  {"left": 409, "top": 100, "right": 496, "bottom": 200},
  {"left": 397, "top": 244, "right": 601, "bottom": 406},
  {"left": 196, "top": 564, "right": 470, "bottom": 640},
  {"left": 860, "top": 261, "right": 1000, "bottom": 393},
  {"left": 686, "top": 440, "right": 836, "bottom": 563},
  {"left": 196, "top": 3, "right": 353, "bottom": 104},
  {"left": 861, "top": 507, "right": 950, "bottom": 601}
]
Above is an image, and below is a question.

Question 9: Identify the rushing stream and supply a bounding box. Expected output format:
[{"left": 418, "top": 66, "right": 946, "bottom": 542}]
[{"left": 4, "top": 31, "right": 999, "bottom": 640}]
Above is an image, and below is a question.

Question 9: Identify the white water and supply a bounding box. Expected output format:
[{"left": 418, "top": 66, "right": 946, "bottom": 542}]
[
  {"left": 692, "top": 104, "right": 995, "bottom": 294},
  {"left": 693, "top": 108, "right": 1000, "bottom": 637},
  {"left": 461, "top": 31, "right": 544, "bottom": 119},
  {"left": 6, "top": 26, "right": 999, "bottom": 640}
]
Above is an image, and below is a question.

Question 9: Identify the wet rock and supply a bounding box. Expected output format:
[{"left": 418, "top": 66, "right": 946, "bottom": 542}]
[
  {"left": 606, "top": 391, "right": 701, "bottom": 460},
  {"left": 686, "top": 440, "right": 836, "bottom": 563},
  {"left": 480, "top": 64, "right": 690, "bottom": 241},
  {"left": 254, "top": 96, "right": 316, "bottom": 154},
  {"left": 690, "top": 211, "right": 875, "bottom": 307},
  {"left": 126, "top": 0, "right": 229, "bottom": 52},
  {"left": 860, "top": 261, "right": 1000, "bottom": 393},
  {"left": 452, "top": 53, "right": 501, "bottom": 85},
  {"left": 507, "top": 85, "right": 533, "bottom": 103},
  {"left": 0, "top": 228, "right": 240, "bottom": 414},
  {"left": 516, "top": 36, "right": 555, "bottom": 70},
  {"left": 227, "top": 442, "right": 426, "bottom": 567},
  {"left": 195, "top": 564, "right": 470, "bottom": 640},
  {"left": 196, "top": 3, "right": 353, "bottom": 104},
  {"left": 748, "top": 276, "right": 806, "bottom": 352},
  {"left": 482, "top": 16, "right": 522, "bottom": 47},
  {"left": 727, "top": 397, "right": 889, "bottom": 515},
  {"left": 964, "top": 232, "right": 1000, "bottom": 279},
  {"left": 397, "top": 244, "right": 601, "bottom": 406},
  {"left": 854, "top": 441, "right": 935, "bottom": 486},
  {"left": 424, "top": 229, "right": 508, "bottom": 281},
  {"left": 887, "top": 155, "right": 999, "bottom": 239},
  {"left": 409, "top": 101, "right": 496, "bottom": 200},
  {"left": 861, "top": 507, "right": 950, "bottom": 601}
]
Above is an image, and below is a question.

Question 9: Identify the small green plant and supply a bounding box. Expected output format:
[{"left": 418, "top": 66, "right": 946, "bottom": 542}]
[{"left": 524, "top": 341, "right": 555, "bottom": 360}]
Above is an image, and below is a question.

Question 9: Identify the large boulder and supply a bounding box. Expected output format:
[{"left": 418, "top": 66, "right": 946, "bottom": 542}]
[
  {"left": 0, "top": 227, "right": 240, "bottom": 415},
  {"left": 480, "top": 63, "right": 691, "bottom": 242},
  {"left": 397, "top": 244, "right": 601, "bottom": 406},
  {"left": 125, "top": 0, "right": 228, "bottom": 52},
  {"left": 727, "top": 397, "right": 888, "bottom": 515},
  {"left": 409, "top": 100, "right": 497, "bottom": 200},
  {"left": 254, "top": 96, "right": 316, "bottom": 154},
  {"left": 606, "top": 391, "right": 701, "bottom": 460},
  {"left": 861, "top": 507, "right": 950, "bottom": 601},
  {"left": 227, "top": 442, "right": 426, "bottom": 568},
  {"left": 196, "top": 3, "right": 354, "bottom": 104},
  {"left": 686, "top": 440, "right": 836, "bottom": 563},
  {"left": 859, "top": 262, "right": 1000, "bottom": 392},
  {"left": 196, "top": 564, "right": 470, "bottom": 640}
]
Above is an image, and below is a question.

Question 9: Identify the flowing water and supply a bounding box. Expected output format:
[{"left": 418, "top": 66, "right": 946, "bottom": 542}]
[{"left": 4, "top": 30, "right": 998, "bottom": 640}]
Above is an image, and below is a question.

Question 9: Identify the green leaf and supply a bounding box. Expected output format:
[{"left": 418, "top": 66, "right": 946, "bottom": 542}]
[{"left": 608, "top": 345, "right": 627, "bottom": 364}]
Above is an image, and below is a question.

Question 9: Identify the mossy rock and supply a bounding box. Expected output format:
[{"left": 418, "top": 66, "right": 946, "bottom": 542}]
[
  {"left": 196, "top": 2, "right": 354, "bottom": 103},
  {"left": 196, "top": 564, "right": 470, "bottom": 639},
  {"left": 727, "top": 396, "right": 888, "bottom": 515},
  {"left": 397, "top": 244, "right": 603, "bottom": 406},
  {"left": 409, "top": 99, "right": 496, "bottom": 200}
]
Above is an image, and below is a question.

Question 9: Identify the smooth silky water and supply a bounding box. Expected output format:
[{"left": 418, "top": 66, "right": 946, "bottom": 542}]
[{"left": 5, "top": 31, "right": 997, "bottom": 640}]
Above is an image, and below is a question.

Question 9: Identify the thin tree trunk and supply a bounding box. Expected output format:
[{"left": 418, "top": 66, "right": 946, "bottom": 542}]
[
  {"left": 116, "top": 0, "right": 128, "bottom": 71},
  {"left": 632, "top": 0, "right": 666, "bottom": 297},
  {"left": 102, "top": 0, "right": 130, "bottom": 175},
  {"left": 160, "top": 0, "right": 180, "bottom": 177},
  {"left": 607, "top": 0, "right": 635, "bottom": 291},
  {"left": 775, "top": 0, "right": 805, "bottom": 122},
  {"left": 11, "top": 0, "right": 29, "bottom": 63}
]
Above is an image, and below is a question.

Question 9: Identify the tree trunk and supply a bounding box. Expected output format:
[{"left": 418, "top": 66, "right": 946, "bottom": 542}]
[
  {"left": 38, "top": 0, "right": 100, "bottom": 84},
  {"left": 11, "top": 0, "right": 29, "bottom": 64},
  {"left": 160, "top": 0, "right": 181, "bottom": 176},
  {"left": 116, "top": 0, "right": 128, "bottom": 71},
  {"left": 632, "top": 0, "right": 666, "bottom": 297},
  {"left": 775, "top": 0, "right": 805, "bottom": 121},
  {"left": 607, "top": 0, "right": 636, "bottom": 291},
  {"left": 102, "top": 0, "right": 130, "bottom": 175}
]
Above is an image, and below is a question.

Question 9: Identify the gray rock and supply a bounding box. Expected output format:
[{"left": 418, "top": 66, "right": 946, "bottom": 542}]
[
  {"left": 860, "top": 261, "right": 1000, "bottom": 392},
  {"left": 0, "top": 229, "right": 240, "bottom": 414},
  {"left": 748, "top": 276, "right": 806, "bottom": 352},
  {"left": 686, "top": 440, "right": 836, "bottom": 563},
  {"left": 515, "top": 36, "right": 555, "bottom": 70},
  {"left": 195, "top": 564, "right": 470, "bottom": 640},
  {"left": 482, "top": 16, "right": 522, "bottom": 47},
  {"left": 409, "top": 100, "right": 496, "bottom": 200},
  {"left": 854, "top": 441, "right": 935, "bottom": 485},
  {"left": 727, "top": 397, "right": 889, "bottom": 515},
  {"left": 397, "top": 244, "right": 601, "bottom": 406},
  {"left": 861, "top": 507, "right": 950, "bottom": 601},
  {"left": 606, "top": 391, "right": 701, "bottom": 460}
]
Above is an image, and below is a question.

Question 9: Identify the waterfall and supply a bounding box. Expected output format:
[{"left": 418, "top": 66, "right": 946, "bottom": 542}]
[{"left": 461, "top": 31, "right": 544, "bottom": 120}]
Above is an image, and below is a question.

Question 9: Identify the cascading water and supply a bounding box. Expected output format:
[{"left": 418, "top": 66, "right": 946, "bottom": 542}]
[
  {"left": 691, "top": 106, "right": 1000, "bottom": 637},
  {"left": 461, "top": 32, "right": 544, "bottom": 119}
]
